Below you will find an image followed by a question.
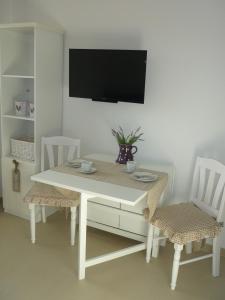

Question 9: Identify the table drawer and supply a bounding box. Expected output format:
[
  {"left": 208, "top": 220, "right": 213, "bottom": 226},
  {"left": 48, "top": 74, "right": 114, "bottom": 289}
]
[
  {"left": 119, "top": 213, "right": 148, "bottom": 236},
  {"left": 87, "top": 202, "right": 120, "bottom": 227}
]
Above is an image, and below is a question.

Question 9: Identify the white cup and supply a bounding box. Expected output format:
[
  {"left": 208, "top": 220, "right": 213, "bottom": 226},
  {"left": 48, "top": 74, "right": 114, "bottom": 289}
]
[
  {"left": 28, "top": 102, "right": 35, "bottom": 118},
  {"left": 126, "top": 161, "right": 136, "bottom": 173},
  {"left": 81, "top": 161, "right": 93, "bottom": 172},
  {"left": 15, "top": 101, "right": 27, "bottom": 116}
]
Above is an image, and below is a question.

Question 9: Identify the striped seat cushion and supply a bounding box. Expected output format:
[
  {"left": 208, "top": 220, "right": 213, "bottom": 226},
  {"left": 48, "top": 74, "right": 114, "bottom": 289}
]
[
  {"left": 151, "top": 203, "right": 221, "bottom": 245},
  {"left": 24, "top": 183, "right": 80, "bottom": 207}
]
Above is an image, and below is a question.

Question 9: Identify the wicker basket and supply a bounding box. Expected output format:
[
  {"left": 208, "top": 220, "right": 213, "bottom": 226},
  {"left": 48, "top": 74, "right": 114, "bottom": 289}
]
[{"left": 11, "top": 137, "right": 34, "bottom": 161}]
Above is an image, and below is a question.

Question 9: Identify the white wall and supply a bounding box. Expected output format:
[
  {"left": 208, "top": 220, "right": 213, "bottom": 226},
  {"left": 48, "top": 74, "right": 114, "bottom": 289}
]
[
  {"left": 0, "top": 0, "right": 12, "bottom": 22},
  {"left": 3, "top": 0, "right": 225, "bottom": 244},
  {"left": 0, "top": 0, "right": 29, "bottom": 23},
  {"left": 17, "top": 0, "right": 225, "bottom": 199}
]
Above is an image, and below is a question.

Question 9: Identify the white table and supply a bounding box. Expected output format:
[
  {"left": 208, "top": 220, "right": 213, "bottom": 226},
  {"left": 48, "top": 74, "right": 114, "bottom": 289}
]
[{"left": 31, "top": 169, "right": 148, "bottom": 280}]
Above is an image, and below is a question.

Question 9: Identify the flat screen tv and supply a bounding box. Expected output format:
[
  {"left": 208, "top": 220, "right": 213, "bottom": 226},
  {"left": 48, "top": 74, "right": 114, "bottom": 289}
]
[{"left": 69, "top": 49, "right": 147, "bottom": 104}]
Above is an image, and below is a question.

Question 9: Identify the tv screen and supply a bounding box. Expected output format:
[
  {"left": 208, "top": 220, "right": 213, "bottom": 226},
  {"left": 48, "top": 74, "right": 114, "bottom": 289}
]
[{"left": 69, "top": 49, "right": 147, "bottom": 104}]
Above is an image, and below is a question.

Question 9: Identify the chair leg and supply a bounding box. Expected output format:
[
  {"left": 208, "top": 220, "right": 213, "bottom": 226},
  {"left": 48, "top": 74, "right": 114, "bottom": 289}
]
[
  {"left": 29, "top": 203, "right": 36, "bottom": 244},
  {"left": 212, "top": 236, "right": 220, "bottom": 277},
  {"left": 152, "top": 227, "right": 160, "bottom": 258},
  {"left": 185, "top": 242, "right": 192, "bottom": 254},
  {"left": 65, "top": 207, "right": 70, "bottom": 220},
  {"left": 70, "top": 207, "right": 77, "bottom": 246},
  {"left": 146, "top": 224, "right": 154, "bottom": 263},
  {"left": 41, "top": 206, "right": 46, "bottom": 223},
  {"left": 171, "top": 244, "right": 183, "bottom": 290}
]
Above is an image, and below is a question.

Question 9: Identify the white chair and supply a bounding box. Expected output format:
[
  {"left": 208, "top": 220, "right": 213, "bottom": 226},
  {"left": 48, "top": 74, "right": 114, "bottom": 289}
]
[
  {"left": 24, "top": 136, "right": 80, "bottom": 246},
  {"left": 146, "top": 157, "right": 225, "bottom": 290}
]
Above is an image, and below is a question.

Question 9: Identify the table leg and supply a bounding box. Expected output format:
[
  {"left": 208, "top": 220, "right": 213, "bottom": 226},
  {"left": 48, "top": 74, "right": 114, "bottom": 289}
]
[
  {"left": 78, "top": 193, "right": 88, "bottom": 280},
  {"left": 29, "top": 203, "right": 36, "bottom": 244},
  {"left": 152, "top": 227, "right": 160, "bottom": 258}
]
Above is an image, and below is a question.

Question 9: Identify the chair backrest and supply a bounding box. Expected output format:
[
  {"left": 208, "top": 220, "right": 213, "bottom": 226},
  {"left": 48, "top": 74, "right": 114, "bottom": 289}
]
[
  {"left": 190, "top": 157, "right": 225, "bottom": 222},
  {"left": 41, "top": 136, "right": 80, "bottom": 171}
]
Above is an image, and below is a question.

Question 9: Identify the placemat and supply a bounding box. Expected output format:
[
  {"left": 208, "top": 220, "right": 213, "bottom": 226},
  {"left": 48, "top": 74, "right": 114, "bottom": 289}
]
[{"left": 54, "top": 159, "right": 168, "bottom": 220}]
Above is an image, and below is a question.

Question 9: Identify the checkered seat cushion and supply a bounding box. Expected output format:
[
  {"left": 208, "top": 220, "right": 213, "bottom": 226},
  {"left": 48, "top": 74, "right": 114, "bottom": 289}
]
[
  {"left": 151, "top": 203, "right": 222, "bottom": 245},
  {"left": 24, "top": 183, "right": 80, "bottom": 207}
]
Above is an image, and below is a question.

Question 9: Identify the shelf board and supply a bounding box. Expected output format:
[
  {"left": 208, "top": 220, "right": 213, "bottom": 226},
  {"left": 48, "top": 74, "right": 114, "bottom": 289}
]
[
  {"left": 1, "top": 74, "right": 34, "bottom": 79},
  {"left": 4, "top": 155, "right": 36, "bottom": 165},
  {"left": 2, "top": 114, "right": 34, "bottom": 121},
  {"left": 0, "top": 22, "right": 63, "bottom": 34}
]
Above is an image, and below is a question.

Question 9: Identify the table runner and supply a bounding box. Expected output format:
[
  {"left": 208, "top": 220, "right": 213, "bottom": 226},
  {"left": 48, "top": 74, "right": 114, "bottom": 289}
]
[{"left": 54, "top": 159, "right": 168, "bottom": 220}]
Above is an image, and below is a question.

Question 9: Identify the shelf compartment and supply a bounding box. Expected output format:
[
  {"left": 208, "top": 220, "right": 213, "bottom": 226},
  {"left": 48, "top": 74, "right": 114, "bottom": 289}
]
[
  {"left": 11, "top": 136, "right": 34, "bottom": 162},
  {"left": 1, "top": 76, "right": 34, "bottom": 116},
  {"left": 0, "top": 29, "right": 34, "bottom": 76},
  {"left": 1, "top": 117, "right": 35, "bottom": 160}
]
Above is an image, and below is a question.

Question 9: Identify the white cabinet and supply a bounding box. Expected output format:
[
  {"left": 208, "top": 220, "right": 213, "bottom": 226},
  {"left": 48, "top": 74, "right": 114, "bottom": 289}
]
[
  {"left": 0, "top": 23, "right": 63, "bottom": 220},
  {"left": 85, "top": 153, "right": 175, "bottom": 242},
  {"left": 2, "top": 157, "right": 35, "bottom": 219},
  {"left": 119, "top": 212, "right": 148, "bottom": 236},
  {"left": 87, "top": 201, "right": 120, "bottom": 228}
]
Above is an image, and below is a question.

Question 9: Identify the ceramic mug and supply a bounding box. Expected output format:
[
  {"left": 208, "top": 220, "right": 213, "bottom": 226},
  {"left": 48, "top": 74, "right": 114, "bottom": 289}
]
[
  {"left": 28, "top": 102, "right": 35, "bottom": 118},
  {"left": 15, "top": 101, "right": 27, "bottom": 116},
  {"left": 81, "top": 161, "right": 93, "bottom": 172},
  {"left": 126, "top": 161, "right": 136, "bottom": 173}
]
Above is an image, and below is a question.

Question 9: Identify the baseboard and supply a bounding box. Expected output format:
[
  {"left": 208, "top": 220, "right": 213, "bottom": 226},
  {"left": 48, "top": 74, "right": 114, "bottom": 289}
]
[
  {"left": 4, "top": 206, "right": 58, "bottom": 223},
  {"left": 0, "top": 197, "right": 3, "bottom": 212},
  {"left": 4, "top": 207, "right": 41, "bottom": 222}
]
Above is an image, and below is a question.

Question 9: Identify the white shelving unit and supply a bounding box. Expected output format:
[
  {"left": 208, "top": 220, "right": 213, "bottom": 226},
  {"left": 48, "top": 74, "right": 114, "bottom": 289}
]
[{"left": 0, "top": 23, "right": 63, "bottom": 220}]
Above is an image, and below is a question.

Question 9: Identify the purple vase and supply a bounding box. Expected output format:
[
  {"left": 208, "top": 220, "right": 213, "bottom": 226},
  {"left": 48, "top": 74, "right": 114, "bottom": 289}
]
[{"left": 116, "top": 144, "right": 138, "bottom": 164}]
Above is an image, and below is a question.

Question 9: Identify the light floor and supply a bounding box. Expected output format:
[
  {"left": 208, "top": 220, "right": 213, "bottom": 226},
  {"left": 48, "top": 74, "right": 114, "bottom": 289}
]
[{"left": 0, "top": 210, "right": 224, "bottom": 300}]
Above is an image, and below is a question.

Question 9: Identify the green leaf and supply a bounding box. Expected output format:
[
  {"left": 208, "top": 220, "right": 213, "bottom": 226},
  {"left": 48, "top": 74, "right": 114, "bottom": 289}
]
[{"left": 112, "top": 126, "right": 144, "bottom": 145}]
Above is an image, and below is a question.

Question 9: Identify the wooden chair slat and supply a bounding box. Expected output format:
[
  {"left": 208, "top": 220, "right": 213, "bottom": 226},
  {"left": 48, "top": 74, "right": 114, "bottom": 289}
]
[
  {"left": 57, "top": 145, "right": 64, "bottom": 166},
  {"left": 197, "top": 166, "right": 206, "bottom": 202},
  {"left": 212, "top": 175, "right": 225, "bottom": 210},
  {"left": 203, "top": 170, "right": 216, "bottom": 205},
  {"left": 68, "top": 145, "right": 76, "bottom": 161},
  {"left": 46, "top": 144, "right": 55, "bottom": 168}
]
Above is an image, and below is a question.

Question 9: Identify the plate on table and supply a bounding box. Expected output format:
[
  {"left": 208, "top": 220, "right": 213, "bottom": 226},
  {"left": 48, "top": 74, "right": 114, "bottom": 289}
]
[
  {"left": 67, "top": 159, "right": 84, "bottom": 168},
  {"left": 131, "top": 172, "right": 158, "bottom": 182},
  {"left": 79, "top": 167, "right": 97, "bottom": 174}
]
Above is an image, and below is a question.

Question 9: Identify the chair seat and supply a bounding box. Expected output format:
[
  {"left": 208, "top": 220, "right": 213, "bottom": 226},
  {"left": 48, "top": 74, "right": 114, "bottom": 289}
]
[
  {"left": 151, "top": 203, "right": 221, "bottom": 245},
  {"left": 24, "top": 183, "right": 80, "bottom": 207}
]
